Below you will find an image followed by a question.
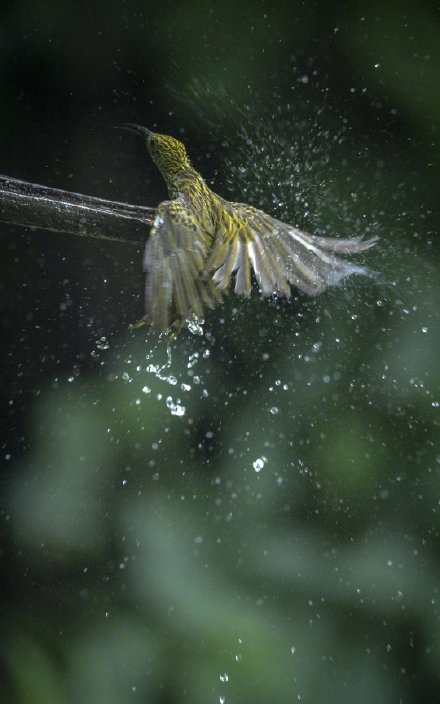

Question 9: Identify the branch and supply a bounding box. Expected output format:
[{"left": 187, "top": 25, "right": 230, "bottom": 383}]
[{"left": 0, "top": 175, "right": 156, "bottom": 245}]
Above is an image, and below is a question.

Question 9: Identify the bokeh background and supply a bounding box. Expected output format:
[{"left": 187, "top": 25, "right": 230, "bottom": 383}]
[{"left": 1, "top": 1, "right": 440, "bottom": 702}]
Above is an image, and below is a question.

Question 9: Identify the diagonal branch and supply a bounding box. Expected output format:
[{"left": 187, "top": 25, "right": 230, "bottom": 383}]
[{"left": 0, "top": 175, "right": 156, "bottom": 245}]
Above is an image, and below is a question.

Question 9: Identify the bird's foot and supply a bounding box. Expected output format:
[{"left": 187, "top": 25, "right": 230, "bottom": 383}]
[
  {"left": 165, "top": 319, "right": 185, "bottom": 340},
  {"left": 129, "top": 317, "right": 147, "bottom": 330}
]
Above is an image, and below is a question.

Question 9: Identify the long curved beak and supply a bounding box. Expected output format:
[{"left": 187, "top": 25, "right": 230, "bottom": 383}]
[{"left": 119, "top": 124, "right": 153, "bottom": 138}]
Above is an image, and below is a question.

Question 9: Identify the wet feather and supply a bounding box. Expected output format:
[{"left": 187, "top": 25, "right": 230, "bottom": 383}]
[{"left": 130, "top": 127, "right": 377, "bottom": 331}]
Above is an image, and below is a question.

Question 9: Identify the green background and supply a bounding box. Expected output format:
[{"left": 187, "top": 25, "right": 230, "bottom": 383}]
[{"left": 1, "top": 1, "right": 439, "bottom": 702}]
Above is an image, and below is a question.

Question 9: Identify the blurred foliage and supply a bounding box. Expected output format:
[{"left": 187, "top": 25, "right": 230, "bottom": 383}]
[{"left": 1, "top": 1, "right": 440, "bottom": 703}]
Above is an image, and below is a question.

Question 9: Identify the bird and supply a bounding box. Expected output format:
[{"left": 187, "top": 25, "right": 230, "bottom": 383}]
[{"left": 122, "top": 125, "right": 378, "bottom": 332}]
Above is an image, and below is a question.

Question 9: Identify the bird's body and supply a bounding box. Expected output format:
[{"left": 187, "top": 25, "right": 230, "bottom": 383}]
[{"left": 125, "top": 126, "right": 377, "bottom": 331}]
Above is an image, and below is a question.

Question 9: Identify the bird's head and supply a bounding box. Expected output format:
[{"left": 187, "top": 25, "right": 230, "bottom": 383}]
[{"left": 122, "top": 124, "right": 190, "bottom": 184}]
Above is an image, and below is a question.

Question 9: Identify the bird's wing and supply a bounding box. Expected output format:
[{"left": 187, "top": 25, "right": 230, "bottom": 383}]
[
  {"left": 142, "top": 199, "right": 221, "bottom": 330},
  {"left": 211, "top": 203, "right": 378, "bottom": 298}
]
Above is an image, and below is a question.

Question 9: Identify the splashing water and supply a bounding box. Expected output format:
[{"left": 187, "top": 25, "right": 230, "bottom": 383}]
[
  {"left": 253, "top": 456, "right": 268, "bottom": 472},
  {"left": 176, "top": 79, "right": 429, "bottom": 316},
  {"left": 187, "top": 314, "right": 205, "bottom": 336},
  {"left": 146, "top": 345, "right": 177, "bottom": 385},
  {"left": 166, "top": 395, "right": 186, "bottom": 417},
  {"left": 96, "top": 336, "right": 110, "bottom": 350},
  {"left": 104, "top": 324, "right": 217, "bottom": 421}
]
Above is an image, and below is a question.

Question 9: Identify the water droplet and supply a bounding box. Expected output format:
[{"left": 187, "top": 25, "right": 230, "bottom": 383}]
[
  {"left": 166, "top": 396, "right": 186, "bottom": 417},
  {"left": 270, "top": 406, "right": 279, "bottom": 415},
  {"left": 219, "top": 673, "right": 229, "bottom": 682},
  {"left": 96, "top": 336, "right": 110, "bottom": 350},
  {"left": 187, "top": 314, "right": 204, "bottom": 336},
  {"left": 253, "top": 456, "right": 267, "bottom": 472},
  {"left": 187, "top": 352, "right": 199, "bottom": 369}
]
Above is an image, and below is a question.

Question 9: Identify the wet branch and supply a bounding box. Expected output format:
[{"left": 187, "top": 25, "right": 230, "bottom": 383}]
[{"left": 0, "top": 175, "right": 156, "bottom": 245}]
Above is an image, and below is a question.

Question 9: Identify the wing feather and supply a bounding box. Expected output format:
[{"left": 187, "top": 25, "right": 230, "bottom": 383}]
[
  {"left": 212, "top": 202, "right": 377, "bottom": 298},
  {"left": 233, "top": 241, "right": 251, "bottom": 296},
  {"left": 212, "top": 236, "right": 239, "bottom": 290},
  {"left": 141, "top": 199, "right": 220, "bottom": 330},
  {"left": 140, "top": 194, "right": 377, "bottom": 331}
]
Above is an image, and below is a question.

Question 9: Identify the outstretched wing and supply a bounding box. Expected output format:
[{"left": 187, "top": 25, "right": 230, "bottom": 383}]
[
  {"left": 212, "top": 203, "right": 378, "bottom": 298},
  {"left": 141, "top": 198, "right": 221, "bottom": 330}
]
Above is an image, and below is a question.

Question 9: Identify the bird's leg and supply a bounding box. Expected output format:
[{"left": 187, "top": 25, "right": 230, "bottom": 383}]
[
  {"left": 130, "top": 316, "right": 185, "bottom": 339},
  {"left": 130, "top": 317, "right": 147, "bottom": 330},
  {"left": 166, "top": 318, "right": 185, "bottom": 340}
]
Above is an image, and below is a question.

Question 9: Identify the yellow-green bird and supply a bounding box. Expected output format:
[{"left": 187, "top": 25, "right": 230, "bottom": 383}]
[{"left": 124, "top": 125, "right": 377, "bottom": 331}]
